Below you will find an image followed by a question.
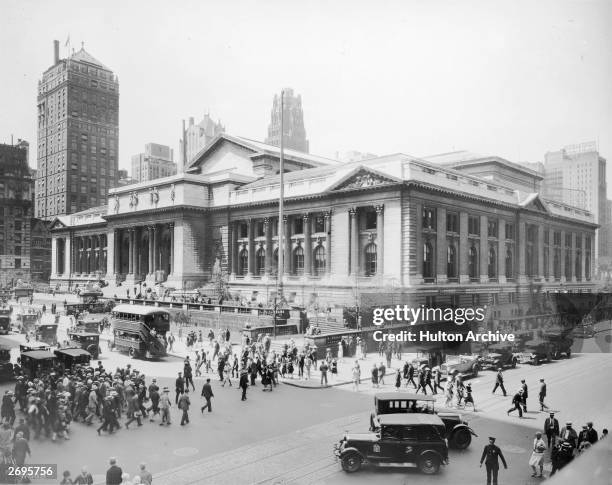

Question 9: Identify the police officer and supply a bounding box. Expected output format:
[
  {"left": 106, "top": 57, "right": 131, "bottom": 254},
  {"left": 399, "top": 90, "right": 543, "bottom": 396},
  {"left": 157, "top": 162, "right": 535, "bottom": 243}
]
[
  {"left": 492, "top": 368, "right": 507, "bottom": 396},
  {"left": 544, "top": 412, "right": 559, "bottom": 448},
  {"left": 480, "top": 436, "right": 508, "bottom": 485}
]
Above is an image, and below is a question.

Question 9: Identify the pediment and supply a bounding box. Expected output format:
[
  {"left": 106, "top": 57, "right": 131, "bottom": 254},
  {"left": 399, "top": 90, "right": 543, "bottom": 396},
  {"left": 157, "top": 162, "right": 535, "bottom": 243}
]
[
  {"left": 49, "top": 218, "right": 67, "bottom": 230},
  {"left": 330, "top": 167, "right": 400, "bottom": 192},
  {"left": 519, "top": 193, "right": 550, "bottom": 214}
]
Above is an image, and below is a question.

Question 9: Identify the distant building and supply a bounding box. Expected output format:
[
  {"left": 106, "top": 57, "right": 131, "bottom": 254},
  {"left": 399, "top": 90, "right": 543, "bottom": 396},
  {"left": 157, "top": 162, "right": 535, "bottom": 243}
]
[
  {"left": 30, "top": 218, "right": 51, "bottom": 282},
  {"left": 35, "top": 40, "right": 119, "bottom": 219},
  {"left": 131, "top": 143, "right": 176, "bottom": 182},
  {"left": 265, "top": 88, "right": 309, "bottom": 153},
  {"left": 0, "top": 142, "right": 33, "bottom": 286},
  {"left": 335, "top": 150, "right": 378, "bottom": 163},
  {"left": 179, "top": 114, "right": 224, "bottom": 171},
  {"left": 117, "top": 169, "right": 137, "bottom": 187},
  {"left": 543, "top": 142, "right": 607, "bottom": 258}
]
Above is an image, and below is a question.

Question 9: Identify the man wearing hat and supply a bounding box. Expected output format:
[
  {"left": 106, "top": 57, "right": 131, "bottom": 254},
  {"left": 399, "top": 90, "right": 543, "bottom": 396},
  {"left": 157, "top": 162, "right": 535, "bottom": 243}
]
[
  {"left": 520, "top": 379, "right": 528, "bottom": 412},
  {"left": 544, "top": 412, "right": 559, "bottom": 448},
  {"left": 492, "top": 368, "right": 507, "bottom": 396},
  {"left": 159, "top": 388, "right": 172, "bottom": 426},
  {"left": 507, "top": 389, "right": 523, "bottom": 418},
  {"left": 538, "top": 378, "right": 549, "bottom": 411},
  {"left": 1, "top": 390, "right": 16, "bottom": 426},
  {"left": 586, "top": 422, "right": 599, "bottom": 444},
  {"left": 175, "top": 372, "right": 185, "bottom": 405},
  {"left": 480, "top": 436, "right": 507, "bottom": 485},
  {"left": 559, "top": 422, "right": 578, "bottom": 449}
]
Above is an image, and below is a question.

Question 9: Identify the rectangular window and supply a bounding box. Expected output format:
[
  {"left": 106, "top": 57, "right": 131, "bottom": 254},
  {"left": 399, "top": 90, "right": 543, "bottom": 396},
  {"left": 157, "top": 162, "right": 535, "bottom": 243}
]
[
  {"left": 446, "top": 212, "right": 459, "bottom": 233},
  {"left": 554, "top": 231, "right": 561, "bottom": 246},
  {"left": 294, "top": 218, "right": 304, "bottom": 235},
  {"left": 422, "top": 207, "right": 436, "bottom": 230},
  {"left": 468, "top": 216, "right": 480, "bottom": 236},
  {"left": 506, "top": 223, "right": 515, "bottom": 240},
  {"left": 364, "top": 211, "right": 377, "bottom": 230},
  {"left": 488, "top": 220, "right": 498, "bottom": 238},
  {"left": 565, "top": 234, "right": 572, "bottom": 247},
  {"left": 314, "top": 216, "right": 325, "bottom": 233},
  {"left": 544, "top": 230, "right": 550, "bottom": 245},
  {"left": 239, "top": 223, "right": 248, "bottom": 238}
]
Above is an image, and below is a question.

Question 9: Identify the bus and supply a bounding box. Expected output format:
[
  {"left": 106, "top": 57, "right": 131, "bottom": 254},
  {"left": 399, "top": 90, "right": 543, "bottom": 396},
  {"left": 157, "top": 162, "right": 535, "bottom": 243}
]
[{"left": 108, "top": 304, "right": 170, "bottom": 359}]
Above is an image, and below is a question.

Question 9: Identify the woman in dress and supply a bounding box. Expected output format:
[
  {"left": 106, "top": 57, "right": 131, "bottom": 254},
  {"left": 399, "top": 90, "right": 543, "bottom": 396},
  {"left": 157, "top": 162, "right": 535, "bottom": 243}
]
[
  {"left": 394, "top": 369, "right": 402, "bottom": 391},
  {"left": 529, "top": 431, "right": 547, "bottom": 477},
  {"left": 351, "top": 362, "right": 361, "bottom": 392},
  {"left": 338, "top": 339, "right": 344, "bottom": 360},
  {"left": 330, "top": 358, "right": 338, "bottom": 382}
]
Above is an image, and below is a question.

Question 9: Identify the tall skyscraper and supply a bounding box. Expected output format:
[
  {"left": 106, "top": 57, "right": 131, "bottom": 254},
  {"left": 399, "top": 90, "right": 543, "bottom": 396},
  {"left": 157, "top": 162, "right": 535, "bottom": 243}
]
[
  {"left": 0, "top": 141, "right": 33, "bottom": 285},
  {"left": 265, "top": 88, "right": 309, "bottom": 153},
  {"left": 35, "top": 40, "right": 119, "bottom": 219},
  {"left": 132, "top": 143, "right": 176, "bottom": 182},
  {"left": 543, "top": 141, "right": 608, "bottom": 258},
  {"left": 179, "top": 114, "right": 224, "bottom": 171}
]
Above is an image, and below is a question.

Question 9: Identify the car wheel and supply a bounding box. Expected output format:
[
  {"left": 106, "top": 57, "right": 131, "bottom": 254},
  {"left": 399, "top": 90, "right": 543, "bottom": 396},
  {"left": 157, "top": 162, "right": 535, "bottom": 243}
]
[
  {"left": 450, "top": 428, "right": 472, "bottom": 449},
  {"left": 129, "top": 347, "right": 136, "bottom": 359},
  {"left": 341, "top": 452, "right": 362, "bottom": 473},
  {"left": 419, "top": 453, "right": 441, "bottom": 474}
]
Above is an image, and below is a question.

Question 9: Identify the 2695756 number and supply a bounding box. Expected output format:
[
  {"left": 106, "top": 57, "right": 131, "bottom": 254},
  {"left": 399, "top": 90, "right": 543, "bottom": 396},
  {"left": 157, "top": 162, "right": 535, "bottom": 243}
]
[{"left": 1, "top": 464, "right": 57, "bottom": 479}]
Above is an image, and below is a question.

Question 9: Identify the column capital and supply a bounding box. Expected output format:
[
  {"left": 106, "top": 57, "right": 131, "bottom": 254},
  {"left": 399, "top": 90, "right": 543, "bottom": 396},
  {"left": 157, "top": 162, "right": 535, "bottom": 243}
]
[
  {"left": 283, "top": 215, "right": 288, "bottom": 223},
  {"left": 263, "top": 217, "right": 271, "bottom": 226},
  {"left": 167, "top": 222, "right": 174, "bottom": 229},
  {"left": 324, "top": 210, "right": 332, "bottom": 219},
  {"left": 302, "top": 213, "right": 310, "bottom": 222},
  {"left": 349, "top": 207, "right": 357, "bottom": 216},
  {"left": 375, "top": 204, "right": 384, "bottom": 214}
]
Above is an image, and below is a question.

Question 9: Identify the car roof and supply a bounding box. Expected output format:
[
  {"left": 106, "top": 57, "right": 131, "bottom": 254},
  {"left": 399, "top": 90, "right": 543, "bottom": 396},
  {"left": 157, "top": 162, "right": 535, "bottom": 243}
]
[
  {"left": 375, "top": 392, "right": 436, "bottom": 402},
  {"left": 21, "top": 350, "right": 56, "bottom": 360},
  {"left": 377, "top": 413, "right": 445, "bottom": 426},
  {"left": 112, "top": 304, "right": 169, "bottom": 316},
  {"left": 70, "top": 332, "right": 99, "bottom": 337},
  {"left": 54, "top": 348, "right": 91, "bottom": 357}
]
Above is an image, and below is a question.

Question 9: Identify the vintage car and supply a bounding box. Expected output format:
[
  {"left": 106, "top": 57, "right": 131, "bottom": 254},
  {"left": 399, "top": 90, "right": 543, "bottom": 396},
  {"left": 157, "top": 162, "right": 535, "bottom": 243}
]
[
  {"left": 0, "top": 347, "right": 14, "bottom": 381},
  {"left": 439, "top": 354, "right": 480, "bottom": 379},
  {"left": 20, "top": 350, "right": 57, "bottom": 378},
  {"left": 34, "top": 323, "right": 58, "bottom": 345},
  {"left": 370, "top": 392, "right": 477, "bottom": 449},
  {"left": 0, "top": 306, "right": 11, "bottom": 335},
  {"left": 16, "top": 311, "right": 39, "bottom": 333},
  {"left": 479, "top": 344, "right": 518, "bottom": 370},
  {"left": 67, "top": 331, "right": 101, "bottom": 359},
  {"left": 73, "top": 316, "right": 104, "bottom": 334},
  {"left": 543, "top": 332, "right": 573, "bottom": 359},
  {"left": 335, "top": 414, "right": 448, "bottom": 474},
  {"left": 54, "top": 348, "right": 91, "bottom": 369},
  {"left": 515, "top": 339, "right": 553, "bottom": 365}
]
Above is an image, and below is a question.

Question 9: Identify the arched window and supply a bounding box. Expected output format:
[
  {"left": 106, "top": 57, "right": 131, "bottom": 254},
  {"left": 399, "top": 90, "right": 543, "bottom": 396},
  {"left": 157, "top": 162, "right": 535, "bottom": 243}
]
[
  {"left": 256, "top": 247, "right": 265, "bottom": 275},
  {"left": 364, "top": 243, "right": 377, "bottom": 276},
  {"left": 468, "top": 245, "right": 478, "bottom": 279},
  {"left": 293, "top": 246, "right": 304, "bottom": 275},
  {"left": 423, "top": 241, "right": 434, "bottom": 279},
  {"left": 506, "top": 248, "right": 514, "bottom": 279},
  {"left": 313, "top": 245, "right": 326, "bottom": 276},
  {"left": 488, "top": 246, "right": 497, "bottom": 278},
  {"left": 447, "top": 244, "right": 457, "bottom": 279},
  {"left": 239, "top": 249, "right": 248, "bottom": 275}
]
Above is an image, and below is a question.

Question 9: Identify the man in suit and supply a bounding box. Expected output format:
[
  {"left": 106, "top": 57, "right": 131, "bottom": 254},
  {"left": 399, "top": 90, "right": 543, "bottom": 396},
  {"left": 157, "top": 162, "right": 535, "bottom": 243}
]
[
  {"left": 201, "top": 378, "right": 214, "bottom": 413},
  {"left": 520, "top": 379, "right": 528, "bottom": 412},
  {"left": 586, "top": 422, "right": 599, "bottom": 444},
  {"left": 105, "top": 457, "right": 123, "bottom": 485},
  {"left": 175, "top": 372, "right": 185, "bottom": 405},
  {"left": 538, "top": 378, "right": 549, "bottom": 411},
  {"left": 178, "top": 389, "right": 191, "bottom": 425},
  {"left": 507, "top": 389, "right": 523, "bottom": 418},
  {"left": 559, "top": 422, "right": 578, "bottom": 449},
  {"left": 492, "top": 369, "right": 507, "bottom": 396},
  {"left": 480, "top": 436, "right": 508, "bottom": 485},
  {"left": 544, "top": 412, "right": 559, "bottom": 448}
]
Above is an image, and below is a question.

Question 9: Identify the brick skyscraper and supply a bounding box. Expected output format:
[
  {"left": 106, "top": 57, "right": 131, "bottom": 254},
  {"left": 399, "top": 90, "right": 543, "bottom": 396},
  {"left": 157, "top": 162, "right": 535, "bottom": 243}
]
[
  {"left": 265, "top": 88, "right": 309, "bottom": 153},
  {"left": 35, "top": 40, "right": 119, "bottom": 219}
]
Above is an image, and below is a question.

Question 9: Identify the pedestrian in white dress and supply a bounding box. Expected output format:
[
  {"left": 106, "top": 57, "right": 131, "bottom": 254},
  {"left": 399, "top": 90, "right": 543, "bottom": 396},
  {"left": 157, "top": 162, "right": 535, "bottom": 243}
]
[
  {"left": 338, "top": 340, "right": 344, "bottom": 360},
  {"left": 352, "top": 362, "right": 361, "bottom": 391},
  {"left": 529, "top": 432, "right": 547, "bottom": 477}
]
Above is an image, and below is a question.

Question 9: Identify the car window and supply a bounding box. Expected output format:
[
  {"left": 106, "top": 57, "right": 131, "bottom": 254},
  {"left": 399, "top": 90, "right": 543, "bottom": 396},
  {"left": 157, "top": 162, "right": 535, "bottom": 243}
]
[
  {"left": 402, "top": 426, "right": 418, "bottom": 441},
  {"left": 381, "top": 426, "right": 402, "bottom": 440}
]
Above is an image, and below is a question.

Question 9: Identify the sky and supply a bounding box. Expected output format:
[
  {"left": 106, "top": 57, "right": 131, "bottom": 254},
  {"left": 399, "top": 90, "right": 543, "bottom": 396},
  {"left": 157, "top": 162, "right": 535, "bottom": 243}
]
[{"left": 1, "top": 0, "right": 611, "bottom": 185}]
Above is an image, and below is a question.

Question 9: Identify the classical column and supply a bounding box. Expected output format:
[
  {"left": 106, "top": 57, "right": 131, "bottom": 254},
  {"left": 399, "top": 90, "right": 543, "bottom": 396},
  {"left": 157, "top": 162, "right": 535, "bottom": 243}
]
[
  {"left": 303, "top": 214, "right": 312, "bottom": 277},
  {"left": 376, "top": 205, "right": 385, "bottom": 280},
  {"left": 517, "top": 219, "right": 526, "bottom": 283},
  {"left": 497, "top": 219, "right": 506, "bottom": 283},
  {"left": 548, "top": 228, "right": 555, "bottom": 282},
  {"left": 247, "top": 219, "right": 255, "bottom": 276},
  {"left": 153, "top": 225, "right": 159, "bottom": 273},
  {"left": 51, "top": 237, "right": 58, "bottom": 276},
  {"left": 458, "top": 212, "right": 468, "bottom": 283},
  {"left": 537, "top": 225, "right": 545, "bottom": 280},
  {"left": 349, "top": 208, "right": 359, "bottom": 275},
  {"left": 570, "top": 232, "right": 577, "bottom": 282},
  {"left": 114, "top": 230, "right": 120, "bottom": 274},
  {"left": 230, "top": 222, "right": 238, "bottom": 276},
  {"left": 479, "top": 215, "right": 488, "bottom": 282},
  {"left": 581, "top": 233, "right": 587, "bottom": 282},
  {"left": 128, "top": 229, "right": 134, "bottom": 275},
  {"left": 168, "top": 223, "right": 175, "bottom": 276},
  {"left": 324, "top": 211, "right": 332, "bottom": 275},
  {"left": 284, "top": 216, "right": 292, "bottom": 276},
  {"left": 560, "top": 229, "right": 566, "bottom": 282},
  {"left": 148, "top": 226, "right": 154, "bottom": 276},
  {"left": 85, "top": 237, "right": 91, "bottom": 274},
  {"left": 64, "top": 236, "right": 71, "bottom": 276},
  {"left": 264, "top": 218, "right": 273, "bottom": 277}
]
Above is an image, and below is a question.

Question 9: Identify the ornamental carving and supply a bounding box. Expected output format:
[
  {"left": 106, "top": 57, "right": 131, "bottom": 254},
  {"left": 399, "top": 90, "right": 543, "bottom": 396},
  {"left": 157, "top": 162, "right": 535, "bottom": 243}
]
[
  {"left": 170, "top": 184, "right": 176, "bottom": 202},
  {"left": 113, "top": 195, "right": 120, "bottom": 213},
  {"left": 129, "top": 191, "right": 138, "bottom": 208},
  {"left": 150, "top": 187, "right": 160, "bottom": 204},
  {"left": 337, "top": 171, "right": 392, "bottom": 191}
]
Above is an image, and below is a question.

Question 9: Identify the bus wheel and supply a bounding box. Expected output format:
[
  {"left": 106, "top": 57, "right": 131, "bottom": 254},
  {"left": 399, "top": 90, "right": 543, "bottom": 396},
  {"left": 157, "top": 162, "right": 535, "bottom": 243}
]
[{"left": 129, "top": 347, "right": 136, "bottom": 359}]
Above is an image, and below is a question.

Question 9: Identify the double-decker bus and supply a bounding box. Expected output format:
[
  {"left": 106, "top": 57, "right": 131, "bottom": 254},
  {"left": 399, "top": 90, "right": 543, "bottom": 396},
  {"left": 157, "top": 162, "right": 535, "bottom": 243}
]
[{"left": 108, "top": 304, "right": 169, "bottom": 359}]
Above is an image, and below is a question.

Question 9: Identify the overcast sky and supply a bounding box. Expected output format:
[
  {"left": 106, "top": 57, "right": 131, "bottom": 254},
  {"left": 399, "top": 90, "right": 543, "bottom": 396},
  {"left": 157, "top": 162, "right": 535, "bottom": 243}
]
[{"left": 2, "top": 0, "right": 611, "bottom": 183}]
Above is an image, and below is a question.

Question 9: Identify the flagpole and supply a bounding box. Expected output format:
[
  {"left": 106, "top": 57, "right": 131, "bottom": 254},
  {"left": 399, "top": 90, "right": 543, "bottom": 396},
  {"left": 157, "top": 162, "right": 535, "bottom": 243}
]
[{"left": 277, "top": 90, "right": 285, "bottom": 306}]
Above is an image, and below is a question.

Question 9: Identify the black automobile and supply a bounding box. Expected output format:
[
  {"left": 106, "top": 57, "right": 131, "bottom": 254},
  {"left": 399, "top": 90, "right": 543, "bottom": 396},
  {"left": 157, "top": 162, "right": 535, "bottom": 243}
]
[
  {"left": 479, "top": 344, "right": 518, "bottom": 370},
  {"left": 67, "top": 331, "right": 101, "bottom": 359},
  {"left": 335, "top": 413, "right": 448, "bottom": 474},
  {"left": 370, "top": 392, "right": 477, "bottom": 449},
  {"left": 0, "top": 347, "right": 14, "bottom": 381},
  {"left": 54, "top": 348, "right": 91, "bottom": 370},
  {"left": 20, "top": 350, "right": 57, "bottom": 378}
]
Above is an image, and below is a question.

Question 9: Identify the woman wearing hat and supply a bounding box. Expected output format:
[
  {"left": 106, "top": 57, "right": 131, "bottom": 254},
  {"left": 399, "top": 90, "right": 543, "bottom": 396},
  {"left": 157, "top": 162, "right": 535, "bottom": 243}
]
[{"left": 529, "top": 431, "right": 547, "bottom": 477}]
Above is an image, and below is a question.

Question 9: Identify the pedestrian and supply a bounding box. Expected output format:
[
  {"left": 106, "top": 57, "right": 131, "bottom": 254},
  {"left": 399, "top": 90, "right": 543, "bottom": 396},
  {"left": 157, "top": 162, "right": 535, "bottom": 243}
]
[
  {"left": 378, "top": 362, "right": 386, "bottom": 385},
  {"left": 351, "top": 361, "right": 361, "bottom": 392},
  {"left": 371, "top": 364, "right": 379, "bottom": 389},
  {"left": 433, "top": 368, "right": 443, "bottom": 394},
  {"left": 538, "top": 379, "right": 549, "bottom": 411},
  {"left": 222, "top": 361, "right": 232, "bottom": 387},
  {"left": 137, "top": 463, "right": 152, "bottom": 485},
  {"left": 184, "top": 360, "right": 195, "bottom": 392},
  {"left": 585, "top": 422, "right": 599, "bottom": 444},
  {"left": 407, "top": 363, "right": 417, "bottom": 388},
  {"left": 529, "top": 431, "right": 547, "bottom": 478},
  {"left": 319, "top": 360, "right": 329, "bottom": 386},
  {"left": 239, "top": 370, "right": 249, "bottom": 401},
  {"left": 179, "top": 389, "right": 191, "bottom": 425},
  {"left": 200, "top": 378, "right": 214, "bottom": 413},
  {"left": 492, "top": 368, "right": 507, "bottom": 396},
  {"left": 520, "top": 379, "right": 528, "bottom": 412},
  {"left": 507, "top": 389, "right": 524, "bottom": 418},
  {"left": 106, "top": 457, "right": 123, "bottom": 485},
  {"left": 12, "top": 431, "right": 30, "bottom": 465},
  {"left": 415, "top": 369, "right": 428, "bottom": 395},
  {"left": 175, "top": 372, "right": 185, "bottom": 404},
  {"left": 559, "top": 422, "right": 578, "bottom": 449},
  {"left": 305, "top": 354, "right": 312, "bottom": 379},
  {"left": 464, "top": 383, "right": 475, "bottom": 410},
  {"left": 159, "top": 388, "right": 172, "bottom": 426},
  {"left": 394, "top": 368, "right": 401, "bottom": 391},
  {"left": 480, "top": 436, "right": 508, "bottom": 485},
  {"left": 601, "top": 429, "right": 608, "bottom": 439},
  {"left": 60, "top": 470, "right": 73, "bottom": 485},
  {"left": 73, "top": 467, "right": 93, "bottom": 485},
  {"left": 544, "top": 412, "right": 559, "bottom": 448},
  {"left": 330, "top": 358, "right": 338, "bottom": 382}
]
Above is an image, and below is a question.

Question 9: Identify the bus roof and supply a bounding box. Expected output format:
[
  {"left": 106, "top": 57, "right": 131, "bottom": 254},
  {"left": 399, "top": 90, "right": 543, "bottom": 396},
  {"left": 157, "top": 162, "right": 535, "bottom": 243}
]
[{"left": 111, "top": 304, "right": 170, "bottom": 316}]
